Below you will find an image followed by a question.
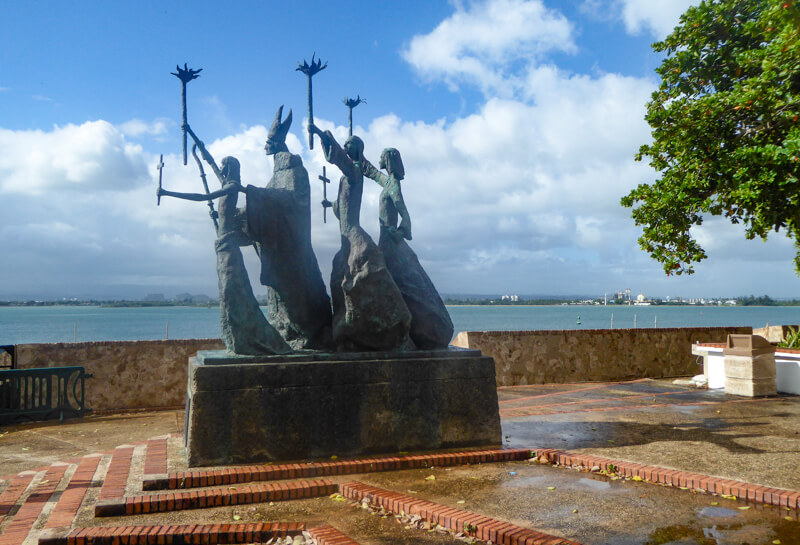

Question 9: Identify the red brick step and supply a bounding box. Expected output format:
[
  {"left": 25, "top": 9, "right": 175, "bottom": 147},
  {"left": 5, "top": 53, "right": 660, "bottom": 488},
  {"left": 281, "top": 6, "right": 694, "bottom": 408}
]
[
  {"left": 38, "top": 522, "right": 305, "bottom": 545},
  {"left": 95, "top": 479, "right": 337, "bottom": 516},
  {"left": 142, "top": 448, "right": 533, "bottom": 490},
  {"left": 307, "top": 525, "right": 361, "bottom": 545},
  {"left": 340, "top": 481, "right": 583, "bottom": 545}
]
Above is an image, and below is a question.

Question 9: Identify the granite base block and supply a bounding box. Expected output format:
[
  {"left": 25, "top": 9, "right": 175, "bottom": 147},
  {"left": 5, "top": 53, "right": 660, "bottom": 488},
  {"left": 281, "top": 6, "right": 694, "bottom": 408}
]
[{"left": 185, "top": 347, "right": 502, "bottom": 467}]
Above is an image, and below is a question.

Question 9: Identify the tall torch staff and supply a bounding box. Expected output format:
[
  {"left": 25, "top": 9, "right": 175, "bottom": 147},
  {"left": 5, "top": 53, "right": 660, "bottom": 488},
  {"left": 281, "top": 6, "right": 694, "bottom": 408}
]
[
  {"left": 171, "top": 63, "right": 202, "bottom": 165},
  {"left": 343, "top": 95, "right": 365, "bottom": 137},
  {"left": 297, "top": 54, "right": 327, "bottom": 150}
]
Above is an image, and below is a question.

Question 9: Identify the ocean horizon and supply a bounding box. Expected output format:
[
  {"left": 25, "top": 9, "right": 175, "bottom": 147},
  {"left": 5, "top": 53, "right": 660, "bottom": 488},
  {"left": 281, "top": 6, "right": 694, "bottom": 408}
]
[{"left": 1, "top": 304, "right": 799, "bottom": 346}]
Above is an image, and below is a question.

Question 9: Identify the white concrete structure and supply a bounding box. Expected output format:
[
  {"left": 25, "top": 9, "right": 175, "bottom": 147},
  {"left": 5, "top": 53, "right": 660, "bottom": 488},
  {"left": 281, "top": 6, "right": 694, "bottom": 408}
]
[{"left": 693, "top": 342, "right": 800, "bottom": 395}]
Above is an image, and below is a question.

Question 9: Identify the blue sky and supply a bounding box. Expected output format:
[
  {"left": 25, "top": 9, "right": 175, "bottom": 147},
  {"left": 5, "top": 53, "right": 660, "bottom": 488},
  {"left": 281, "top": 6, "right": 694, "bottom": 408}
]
[{"left": 2, "top": 0, "right": 799, "bottom": 300}]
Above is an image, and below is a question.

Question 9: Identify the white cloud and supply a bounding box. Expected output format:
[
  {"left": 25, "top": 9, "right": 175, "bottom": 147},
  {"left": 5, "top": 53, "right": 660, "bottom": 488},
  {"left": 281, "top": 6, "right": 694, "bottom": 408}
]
[
  {"left": 119, "top": 118, "right": 170, "bottom": 137},
  {"left": 0, "top": 0, "right": 792, "bottom": 300},
  {"left": 402, "top": 0, "right": 576, "bottom": 96},
  {"left": 616, "top": 0, "right": 697, "bottom": 38},
  {"left": 0, "top": 121, "right": 149, "bottom": 195},
  {"left": 317, "top": 63, "right": 657, "bottom": 294}
]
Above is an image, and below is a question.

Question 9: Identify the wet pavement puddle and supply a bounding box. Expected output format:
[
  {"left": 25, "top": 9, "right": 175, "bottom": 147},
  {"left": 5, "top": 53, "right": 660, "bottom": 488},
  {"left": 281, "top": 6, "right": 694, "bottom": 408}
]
[{"left": 358, "top": 460, "right": 800, "bottom": 544}]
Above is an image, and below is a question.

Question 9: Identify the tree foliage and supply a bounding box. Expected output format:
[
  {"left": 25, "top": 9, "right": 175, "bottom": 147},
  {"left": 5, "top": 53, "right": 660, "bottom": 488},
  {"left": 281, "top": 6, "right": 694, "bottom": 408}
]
[{"left": 621, "top": 0, "right": 800, "bottom": 275}]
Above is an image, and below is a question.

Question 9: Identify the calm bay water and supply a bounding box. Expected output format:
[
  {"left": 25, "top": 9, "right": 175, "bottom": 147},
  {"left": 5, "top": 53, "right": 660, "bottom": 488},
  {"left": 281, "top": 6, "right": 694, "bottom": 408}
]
[{"left": 1, "top": 304, "right": 799, "bottom": 345}]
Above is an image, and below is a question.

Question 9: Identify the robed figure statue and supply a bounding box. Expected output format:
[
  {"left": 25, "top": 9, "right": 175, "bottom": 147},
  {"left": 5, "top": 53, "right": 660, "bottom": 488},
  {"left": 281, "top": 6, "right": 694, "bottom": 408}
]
[
  {"left": 362, "top": 148, "right": 453, "bottom": 348},
  {"left": 245, "top": 107, "right": 332, "bottom": 350},
  {"left": 158, "top": 126, "right": 291, "bottom": 356},
  {"left": 308, "top": 123, "right": 412, "bottom": 352}
]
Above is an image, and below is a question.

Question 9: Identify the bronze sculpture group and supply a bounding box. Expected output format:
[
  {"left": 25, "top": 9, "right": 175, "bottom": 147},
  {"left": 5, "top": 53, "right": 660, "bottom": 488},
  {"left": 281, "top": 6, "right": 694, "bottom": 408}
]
[{"left": 158, "top": 60, "right": 453, "bottom": 355}]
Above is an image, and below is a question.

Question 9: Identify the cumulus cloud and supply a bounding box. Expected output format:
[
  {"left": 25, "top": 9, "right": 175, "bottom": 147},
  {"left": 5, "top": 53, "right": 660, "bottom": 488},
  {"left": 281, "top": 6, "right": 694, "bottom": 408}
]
[
  {"left": 1, "top": 0, "right": 792, "bottom": 300},
  {"left": 0, "top": 121, "right": 149, "bottom": 195},
  {"left": 402, "top": 0, "right": 576, "bottom": 96},
  {"left": 615, "top": 0, "right": 697, "bottom": 38}
]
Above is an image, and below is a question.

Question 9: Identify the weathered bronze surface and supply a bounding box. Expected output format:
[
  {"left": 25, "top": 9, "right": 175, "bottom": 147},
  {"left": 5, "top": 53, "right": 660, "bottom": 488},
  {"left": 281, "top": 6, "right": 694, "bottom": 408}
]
[
  {"left": 362, "top": 148, "right": 454, "bottom": 349},
  {"left": 309, "top": 122, "right": 412, "bottom": 351},
  {"left": 245, "top": 106, "right": 332, "bottom": 350},
  {"left": 158, "top": 124, "right": 290, "bottom": 356}
]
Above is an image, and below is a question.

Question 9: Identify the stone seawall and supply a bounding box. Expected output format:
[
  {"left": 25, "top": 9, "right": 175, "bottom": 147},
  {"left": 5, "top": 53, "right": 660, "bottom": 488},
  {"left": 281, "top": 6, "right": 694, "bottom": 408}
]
[
  {"left": 451, "top": 327, "right": 752, "bottom": 386},
  {"left": 14, "top": 339, "right": 224, "bottom": 412},
  {"left": 11, "top": 326, "right": 752, "bottom": 411}
]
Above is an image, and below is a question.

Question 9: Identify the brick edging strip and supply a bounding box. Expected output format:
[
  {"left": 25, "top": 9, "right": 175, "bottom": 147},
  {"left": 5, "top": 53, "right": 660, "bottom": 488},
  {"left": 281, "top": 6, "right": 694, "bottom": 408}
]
[
  {"left": 143, "top": 439, "right": 168, "bottom": 476},
  {"left": 95, "top": 479, "right": 337, "bottom": 516},
  {"left": 38, "top": 522, "right": 306, "bottom": 545},
  {"left": 98, "top": 447, "right": 134, "bottom": 500},
  {"left": 142, "top": 448, "right": 532, "bottom": 490},
  {"left": 534, "top": 448, "right": 800, "bottom": 509},
  {"left": 307, "top": 525, "right": 360, "bottom": 545},
  {"left": 45, "top": 456, "right": 102, "bottom": 528},
  {"left": 341, "top": 482, "right": 582, "bottom": 545}
]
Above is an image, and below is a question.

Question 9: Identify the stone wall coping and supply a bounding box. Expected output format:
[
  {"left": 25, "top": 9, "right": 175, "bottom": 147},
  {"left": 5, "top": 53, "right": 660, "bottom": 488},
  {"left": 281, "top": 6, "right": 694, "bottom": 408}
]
[
  {"left": 14, "top": 338, "right": 221, "bottom": 349},
  {"left": 458, "top": 326, "right": 752, "bottom": 336}
]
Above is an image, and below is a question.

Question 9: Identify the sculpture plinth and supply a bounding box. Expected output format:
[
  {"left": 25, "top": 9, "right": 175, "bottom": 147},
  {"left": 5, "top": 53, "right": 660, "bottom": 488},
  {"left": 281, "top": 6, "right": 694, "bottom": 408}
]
[{"left": 184, "top": 348, "right": 502, "bottom": 467}]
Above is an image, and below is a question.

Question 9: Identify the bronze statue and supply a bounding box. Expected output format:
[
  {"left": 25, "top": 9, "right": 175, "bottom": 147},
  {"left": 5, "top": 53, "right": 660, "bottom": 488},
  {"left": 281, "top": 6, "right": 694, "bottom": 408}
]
[
  {"left": 309, "top": 123, "right": 411, "bottom": 351},
  {"left": 362, "top": 148, "right": 454, "bottom": 348},
  {"left": 244, "top": 107, "right": 333, "bottom": 350},
  {"left": 158, "top": 125, "right": 291, "bottom": 355}
]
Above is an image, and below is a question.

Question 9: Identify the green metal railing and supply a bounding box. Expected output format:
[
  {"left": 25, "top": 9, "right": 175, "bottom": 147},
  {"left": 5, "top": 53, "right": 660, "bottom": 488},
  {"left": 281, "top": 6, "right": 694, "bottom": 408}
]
[{"left": 0, "top": 367, "right": 92, "bottom": 425}]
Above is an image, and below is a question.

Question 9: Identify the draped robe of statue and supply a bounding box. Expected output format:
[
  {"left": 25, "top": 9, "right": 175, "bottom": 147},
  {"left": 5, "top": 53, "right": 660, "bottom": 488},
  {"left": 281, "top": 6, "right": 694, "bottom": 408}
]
[
  {"left": 362, "top": 158, "right": 454, "bottom": 349},
  {"left": 317, "top": 131, "right": 411, "bottom": 352},
  {"left": 245, "top": 151, "right": 332, "bottom": 350},
  {"left": 215, "top": 181, "right": 292, "bottom": 355}
]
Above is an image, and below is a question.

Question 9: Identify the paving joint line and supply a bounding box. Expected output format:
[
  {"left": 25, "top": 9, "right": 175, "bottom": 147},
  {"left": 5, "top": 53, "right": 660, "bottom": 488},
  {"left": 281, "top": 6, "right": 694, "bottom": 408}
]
[
  {"left": 503, "top": 395, "right": 779, "bottom": 417},
  {"left": 499, "top": 388, "right": 703, "bottom": 413}
]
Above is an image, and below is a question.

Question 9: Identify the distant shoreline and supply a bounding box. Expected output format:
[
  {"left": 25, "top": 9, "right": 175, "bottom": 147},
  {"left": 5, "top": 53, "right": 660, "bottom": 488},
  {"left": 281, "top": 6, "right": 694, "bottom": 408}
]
[
  {"left": 0, "top": 301, "right": 219, "bottom": 308},
  {"left": 3, "top": 296, "right": 800, "bottom": 308}
]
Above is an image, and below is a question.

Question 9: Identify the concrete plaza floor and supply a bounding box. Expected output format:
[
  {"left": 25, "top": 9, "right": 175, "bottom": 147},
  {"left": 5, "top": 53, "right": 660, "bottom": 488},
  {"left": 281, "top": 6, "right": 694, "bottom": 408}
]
[{"left": 1, "top": 378, "right": 799, "bottom": 544}]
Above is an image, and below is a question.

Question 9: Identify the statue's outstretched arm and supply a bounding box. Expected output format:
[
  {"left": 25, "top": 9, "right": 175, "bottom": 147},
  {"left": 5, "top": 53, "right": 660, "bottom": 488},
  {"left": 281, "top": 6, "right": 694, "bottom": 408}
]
[
  {"left": 184, "top": 124, "right": 222, "bottom": 182},
  {"left": 361, "top": 158, "right": 389, "bottom": 188},
  {"left": 158, "top": 184, "right": 234, "bottom": 202},
  {"left": 308, "top": 123, "right": 350, "bottom": 168}
]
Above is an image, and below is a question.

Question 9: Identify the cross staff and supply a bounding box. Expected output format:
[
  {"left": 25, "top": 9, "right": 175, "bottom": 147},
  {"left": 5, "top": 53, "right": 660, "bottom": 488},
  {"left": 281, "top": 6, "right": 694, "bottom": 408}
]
[
  {"left": 156, "top": 155, "right": 164, "bottom": 206},
  {"left": 343, "top": 96, "right": 365, "bottom": 136},
  {"left": 296, "top": 54, "right": 327, "bottom": 150},
  {"left": 319, "top": 166, "right": 331, "bottom": 223},
  {"left": 171, "top": 63, "right": 202, "bottom": 165}
]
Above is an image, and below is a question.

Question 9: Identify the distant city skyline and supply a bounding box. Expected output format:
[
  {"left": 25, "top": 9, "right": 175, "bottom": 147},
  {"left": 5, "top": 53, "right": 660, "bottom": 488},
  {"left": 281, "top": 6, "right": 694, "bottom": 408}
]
[{"left": 2, "top": 0, "right": 800, "bottom": 300}]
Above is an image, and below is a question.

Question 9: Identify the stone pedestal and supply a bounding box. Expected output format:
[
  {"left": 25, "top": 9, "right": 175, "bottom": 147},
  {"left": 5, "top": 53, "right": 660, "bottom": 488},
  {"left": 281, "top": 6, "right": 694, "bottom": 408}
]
[
  {"left": 184, "top": 347, "right": 502, "bottom": 467},
  {"left": 723, "top": 334, "right": 777, "bottom": 397}
]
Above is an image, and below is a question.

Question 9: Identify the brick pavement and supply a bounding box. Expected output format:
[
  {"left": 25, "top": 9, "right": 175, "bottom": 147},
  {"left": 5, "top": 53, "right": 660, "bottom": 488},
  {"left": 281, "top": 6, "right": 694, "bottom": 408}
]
[{"left": 1, "top": 381, "right": 799, "bottom": 544}]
